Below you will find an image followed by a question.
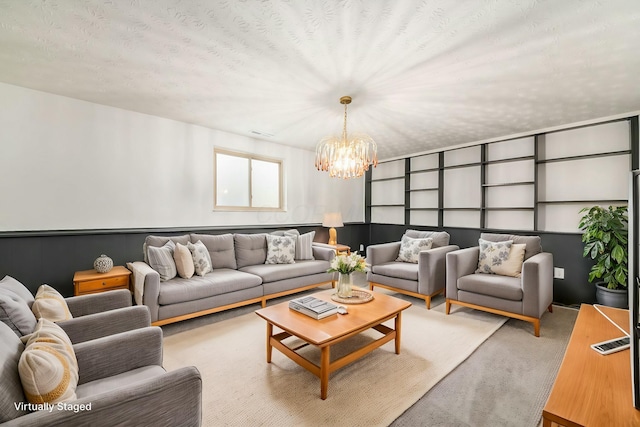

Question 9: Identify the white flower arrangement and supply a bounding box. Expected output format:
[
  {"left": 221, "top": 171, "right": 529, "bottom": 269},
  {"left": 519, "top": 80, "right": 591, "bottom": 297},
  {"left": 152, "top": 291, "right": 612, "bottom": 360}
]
[{"left": 327, "top": 252, "right": 367, "bottom": 274}]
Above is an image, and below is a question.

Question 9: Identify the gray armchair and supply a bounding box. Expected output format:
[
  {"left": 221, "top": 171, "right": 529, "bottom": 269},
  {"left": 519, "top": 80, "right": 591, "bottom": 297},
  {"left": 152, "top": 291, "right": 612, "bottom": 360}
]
[
  {"left": 445, "top": 233, "right": 553, "bottom": 337},
  {"left": 0, "top": 322, "right": 202, "bottom": 426},
  {"left": 367, "top": 230, "right": 459, "bottom": 309},
  {"left": 0, "top": 275, "right": 150, "bottom": 343}
]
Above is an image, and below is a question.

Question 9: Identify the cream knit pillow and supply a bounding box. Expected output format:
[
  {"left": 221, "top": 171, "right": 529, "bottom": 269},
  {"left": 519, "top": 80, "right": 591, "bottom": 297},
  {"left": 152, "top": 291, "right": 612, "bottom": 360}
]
[
  {"left": 31, "top": 285, "right": 72, "bottom": 322},
  {"left": 19, "top": 319, "right": 78, "bottom": 404},
  {"left": 174, "top": 242, "right": 195, "bottom": 279}
]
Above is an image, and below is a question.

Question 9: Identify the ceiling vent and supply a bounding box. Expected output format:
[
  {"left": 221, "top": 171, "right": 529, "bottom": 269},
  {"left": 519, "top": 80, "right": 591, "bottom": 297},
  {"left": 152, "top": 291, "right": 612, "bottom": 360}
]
[{"left": 250, "top": 130, "right": 274, "bottom": 138}]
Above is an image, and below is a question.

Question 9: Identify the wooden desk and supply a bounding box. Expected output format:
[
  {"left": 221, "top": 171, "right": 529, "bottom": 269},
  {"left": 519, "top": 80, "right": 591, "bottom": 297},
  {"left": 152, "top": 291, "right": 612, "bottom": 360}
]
[{"left": 543, "top": 304, "right": 640, "bottom": 426}]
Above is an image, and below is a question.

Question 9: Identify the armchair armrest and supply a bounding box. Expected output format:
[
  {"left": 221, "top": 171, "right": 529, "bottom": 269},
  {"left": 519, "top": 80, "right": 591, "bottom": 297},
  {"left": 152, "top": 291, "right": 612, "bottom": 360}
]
[
  {"left": 446, "top": 247, "right": 480, "bottom": 299},
  {"left": 74, "top": 326, "right": 163, "bottom": 384},
  {"left": 418, "top": 245, "right": 460, "bottom": 295},
  {"left": 65, "top": 289, "right": 132, "bottom": 317},
  {"left": 366, "top": 242, "right": 401, "bottom": 266},
  {"left": 3, "top": 366, "right": 202, "bottom": 427},
  {"left": 521, "top": 252, "right": 554, "bottom": 318},
  {"left": 57, "top": 305, "right": 151, "bottom": 344},
  {"left": 311, "top": 244, "right": 336, "bottom": 261}
]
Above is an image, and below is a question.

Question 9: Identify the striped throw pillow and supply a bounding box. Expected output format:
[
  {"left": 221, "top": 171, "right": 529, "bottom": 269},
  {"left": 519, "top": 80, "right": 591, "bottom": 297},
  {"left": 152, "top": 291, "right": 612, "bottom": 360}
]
[
  {"left": 31, "top": 285, "right": 72, "bottom": 322},
  {"left": 286, "top": 231, "right": 315, "bottom": 260},
  {"left": 147, "top": 240, "right": 177, "bottom": 281}
]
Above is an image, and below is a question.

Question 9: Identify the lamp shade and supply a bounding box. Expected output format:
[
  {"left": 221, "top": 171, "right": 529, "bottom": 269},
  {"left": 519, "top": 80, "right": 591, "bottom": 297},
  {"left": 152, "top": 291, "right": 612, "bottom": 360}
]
[{"left": 322, "top": 212, "right": 343, "bottom": 228}]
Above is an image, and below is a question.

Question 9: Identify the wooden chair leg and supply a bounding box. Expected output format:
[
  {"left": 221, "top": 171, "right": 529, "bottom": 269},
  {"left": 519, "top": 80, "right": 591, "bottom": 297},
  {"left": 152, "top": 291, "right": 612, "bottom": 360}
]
[
  {"left": 369, "top": 282, "right": 374, "bottom": 290},
  {"left": 425, "top": 296, "right": 431, "bottom": 310},
  {"left": 533, "top": 319, "right": 540, "bottom": 337},
  {"left": 445, "top": 299, "right": 451, "bottom": 315}
]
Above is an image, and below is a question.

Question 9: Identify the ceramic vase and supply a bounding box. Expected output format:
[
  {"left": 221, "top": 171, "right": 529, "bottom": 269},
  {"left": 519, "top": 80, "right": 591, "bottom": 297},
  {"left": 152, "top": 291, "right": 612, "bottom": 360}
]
[
  {"left": 94, "top": 254, "right": 113, "bottom": 273},
  {"left": 337, "top": 272, "right": 353, "bottom": 298}
]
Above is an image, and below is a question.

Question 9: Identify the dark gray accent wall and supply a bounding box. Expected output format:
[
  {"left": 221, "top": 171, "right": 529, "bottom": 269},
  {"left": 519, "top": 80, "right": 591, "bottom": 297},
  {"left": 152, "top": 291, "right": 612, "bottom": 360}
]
[
  {"left": 369, "top": 224, "right": 595, "bottom": 306},
  {"left": 0, "top": 223, "right": 369, "bottom": 298}
]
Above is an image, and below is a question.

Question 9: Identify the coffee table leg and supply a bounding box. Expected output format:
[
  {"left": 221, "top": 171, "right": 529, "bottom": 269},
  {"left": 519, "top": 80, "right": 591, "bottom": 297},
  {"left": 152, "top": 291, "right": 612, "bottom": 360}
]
[
  {"left": 266, "top": 322, "right": 273, "bottom": 363},
  {"left": 320, "top": 346, "right": 330, "bottom": 400},
  {"left": 395, "top": 312, "right": 402, "bottom": 354}
]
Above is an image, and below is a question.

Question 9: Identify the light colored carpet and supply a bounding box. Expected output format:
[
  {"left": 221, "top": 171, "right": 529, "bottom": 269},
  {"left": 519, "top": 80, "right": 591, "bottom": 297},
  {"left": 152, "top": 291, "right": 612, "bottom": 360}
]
[{"left": 163, "top": 298, "right": 507, "bottom": 427}]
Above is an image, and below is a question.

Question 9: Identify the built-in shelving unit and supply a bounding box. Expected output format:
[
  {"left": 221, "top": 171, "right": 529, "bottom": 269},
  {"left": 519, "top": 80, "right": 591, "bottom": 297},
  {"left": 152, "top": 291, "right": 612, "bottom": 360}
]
[{"left": 366, "top": 117, "right": 637, "bottom": 233}]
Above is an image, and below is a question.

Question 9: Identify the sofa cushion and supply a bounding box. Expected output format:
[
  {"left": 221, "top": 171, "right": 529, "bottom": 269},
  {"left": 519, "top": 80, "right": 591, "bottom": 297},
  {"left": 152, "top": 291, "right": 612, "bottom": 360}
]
[
  {"left": 457, "top": 273, "right": 523, "bottom": 301},
  {"left": 147, "top": 240, "right": 178, "bottom": 281},
  {"left": 0, "top": 322, "right": 28, "bottom": 422},
  {"left": 240, "top": 260, "right": 329, "bottom": 283},
  {"left": 271, "top": 229, "right": 299, "bottom": 237},
  {"left": 143, "top": 234, "right": 190, "bottom": 263},
  {"left": 371, "top": 262, "right": 418, "bottom": 281},
  {"left": 404, "top": 230, "right": 450, "bottom": 248},
  {"left": 157, "top": 269, "right": 263, "bottom": 306},
  {"left": 174, "top": 243, "right": 195, "bottom": 279},
  {"left": 265, "top": 234, "right": 296, "bottom": 264},
  {"left": 234, "top": 233, "right": 267, "bottom": 268},
  {"left": 396, "top": 236, "right": 433, "bottom": 263},
  {"left": 480, "top": 233, "right": 542, "bottom": 260},
  {"left": 187, "top": 240, "right": 213, "bottom": 276},
  {"left": 0, "top": 288, "right": 37, "bottom": 336},
  {"left": 286, "top": 231, "right": 315, "bottom": 260},
  {"left": 76, "top": 365, "right": 166, "bottom": 399},
  {"left": 31, "top": 285, "right": 72, "bottom": 322},
  {"left": 0, "top": 276, "right": 34, "bottom": 308},
  {"left": 19, "top": 319, "right": 79, "bottom": 405},
  {"left": 191, "top": 233, "right": 237, "bottom": 269}
]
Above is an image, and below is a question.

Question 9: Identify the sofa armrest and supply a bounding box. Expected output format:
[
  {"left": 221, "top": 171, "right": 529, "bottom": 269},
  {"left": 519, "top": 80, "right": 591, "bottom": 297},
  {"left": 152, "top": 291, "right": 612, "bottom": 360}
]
[
  {"left": 128, "top": 261, "right": 161, "bottom": 322},
  {"left": 65, "top": 289, "right": 132, "bottom": 317},
  {"left": 366, "top": 242, "right": 401, "bottom": 266},
  {"left": 311, "top": 244, "right": 336, "bottom": 261},
  {"left": 3, "top": 366, "right": 202, "bottom": 427},
  {"left": 417, "top": 245, "right": 460, "bottom": 295},
  {"left": 446, "top": 247, "right": 480, "bottom": 299},
  {"left": 521, "top": 252, "right": 554, "bottom": 318},
  {"left": 57, "top": 305, "right": 151, "bottom": 344},
  {"left": 74, "top": 326, "right": 163, "bottom": 384}
]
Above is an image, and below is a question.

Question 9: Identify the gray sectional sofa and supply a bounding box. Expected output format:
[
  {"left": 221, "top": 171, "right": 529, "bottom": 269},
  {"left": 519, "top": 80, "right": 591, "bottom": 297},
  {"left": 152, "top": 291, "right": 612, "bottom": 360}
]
[{"left": 128, "top": 232, "right": 335, "bottom": 325}]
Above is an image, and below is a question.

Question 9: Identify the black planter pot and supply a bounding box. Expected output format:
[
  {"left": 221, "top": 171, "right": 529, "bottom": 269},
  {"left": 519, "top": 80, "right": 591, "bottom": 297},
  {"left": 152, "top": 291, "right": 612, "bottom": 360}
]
[{"left": 595, "top": 282, "right": 629, "bottom": 308}]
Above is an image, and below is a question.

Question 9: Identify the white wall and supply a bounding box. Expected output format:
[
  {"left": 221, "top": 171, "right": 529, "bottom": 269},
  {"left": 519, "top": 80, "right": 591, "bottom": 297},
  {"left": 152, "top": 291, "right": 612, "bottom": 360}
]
[{"left": 0, "top": 83, "right": 364, "bottom": 231}]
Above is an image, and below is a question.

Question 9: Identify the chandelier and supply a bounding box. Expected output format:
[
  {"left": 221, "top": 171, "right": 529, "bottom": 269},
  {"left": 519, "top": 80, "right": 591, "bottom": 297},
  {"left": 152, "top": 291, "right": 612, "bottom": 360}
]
[{"left": 314, "top": 96, "right": 378, "bottom": 179}]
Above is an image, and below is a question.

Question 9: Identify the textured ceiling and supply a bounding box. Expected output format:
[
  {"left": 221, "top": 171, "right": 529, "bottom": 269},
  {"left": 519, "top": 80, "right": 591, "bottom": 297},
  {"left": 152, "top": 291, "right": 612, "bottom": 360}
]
[{"left": 1, "top": 0, "right": 639, "bottom": 159}]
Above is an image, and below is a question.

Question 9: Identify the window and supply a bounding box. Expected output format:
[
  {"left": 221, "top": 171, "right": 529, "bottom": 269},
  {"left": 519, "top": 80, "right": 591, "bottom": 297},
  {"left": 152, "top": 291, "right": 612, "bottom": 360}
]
[{"left": 214, "top": 149, "right": 283, "bottom": 211}]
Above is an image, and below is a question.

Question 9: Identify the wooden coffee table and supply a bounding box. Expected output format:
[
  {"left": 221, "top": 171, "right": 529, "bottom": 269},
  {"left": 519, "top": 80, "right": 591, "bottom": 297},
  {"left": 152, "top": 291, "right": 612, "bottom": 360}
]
[{"left": 255, "top": 289, "right": 411, "bottom": 399}]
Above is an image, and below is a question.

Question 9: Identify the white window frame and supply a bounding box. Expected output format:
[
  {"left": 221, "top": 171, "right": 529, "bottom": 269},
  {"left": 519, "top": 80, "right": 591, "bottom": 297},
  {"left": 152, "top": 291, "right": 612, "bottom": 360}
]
[{"left": 214, "top": 148, "right": 284, "bottom": 211}]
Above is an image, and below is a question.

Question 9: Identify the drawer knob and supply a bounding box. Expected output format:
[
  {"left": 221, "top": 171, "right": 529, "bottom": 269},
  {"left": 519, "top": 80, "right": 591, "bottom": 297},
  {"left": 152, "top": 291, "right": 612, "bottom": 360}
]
[{"left": 102, "top": 282, "right": 106, "bottom": 286}]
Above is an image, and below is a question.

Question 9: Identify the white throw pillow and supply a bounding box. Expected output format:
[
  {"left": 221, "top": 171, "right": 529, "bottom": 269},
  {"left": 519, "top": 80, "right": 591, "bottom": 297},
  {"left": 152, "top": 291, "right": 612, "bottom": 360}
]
[
  {"left": 31, "top": 285, "right": 72, "bottom": 322},
  {"left": 147, "top": 240, "right": 177, "bottom": 281},
  {"left": 476, "top": 242, "right": 526, "bottom": 278},
  {"left": 174, "top": 242, "right": 195, "bottom": 279},
  {"left": 476, "top": 239, "right": 517, "bottom": 275},
  {"left": 187, "top": 240, "right": 213, "bottom": 276},
  {"left": 285, "top": 231, "right": 315, "bottom": 260},
  {"left": 19, "top": 319, "right": 78, "bottom": 404},
  {"left": 396, "top": 236, "right": 434, "bottom": 263},
  {"left": 265, "top": 235, "right": 296, "bottom": 264}
]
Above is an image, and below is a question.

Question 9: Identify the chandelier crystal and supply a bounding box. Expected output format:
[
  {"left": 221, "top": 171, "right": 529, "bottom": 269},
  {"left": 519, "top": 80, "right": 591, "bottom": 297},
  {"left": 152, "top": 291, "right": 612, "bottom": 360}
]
[{"left": 315, "top": 96, "right": 378, "bottom": 179}]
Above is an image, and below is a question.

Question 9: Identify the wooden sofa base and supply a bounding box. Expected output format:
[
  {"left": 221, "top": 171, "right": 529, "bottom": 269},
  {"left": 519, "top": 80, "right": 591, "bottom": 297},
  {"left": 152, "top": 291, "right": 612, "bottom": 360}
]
[
  {"left": 151, "top": 281, "right": 334, "bottom": 326},
  {"left": 369, "top": 282, "right": 445, "bottom": 310},
  {"left": 445, "top": 299, "right": 553, "bottom": 337}
]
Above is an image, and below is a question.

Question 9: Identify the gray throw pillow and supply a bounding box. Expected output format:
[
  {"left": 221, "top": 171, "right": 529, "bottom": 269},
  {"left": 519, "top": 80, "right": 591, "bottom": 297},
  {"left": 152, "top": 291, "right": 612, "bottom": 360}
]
[
  {"left": 285, "top": 231, "right": 315, "bottom": 260},
  {"left": 0, "top": 288, "right": 37, "bottom": 337},
  {"left": 147, "top": 240, "right": 177, "bottom": 281},
  {"left": 0, "top": 275, "right": 35, "bottom": 308}
]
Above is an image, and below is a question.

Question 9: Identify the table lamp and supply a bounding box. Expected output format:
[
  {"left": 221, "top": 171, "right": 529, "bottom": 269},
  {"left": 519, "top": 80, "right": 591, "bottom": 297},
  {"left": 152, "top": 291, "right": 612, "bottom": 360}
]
[{"left": 322, "top": 212, "right": 343, "bottom": 245}]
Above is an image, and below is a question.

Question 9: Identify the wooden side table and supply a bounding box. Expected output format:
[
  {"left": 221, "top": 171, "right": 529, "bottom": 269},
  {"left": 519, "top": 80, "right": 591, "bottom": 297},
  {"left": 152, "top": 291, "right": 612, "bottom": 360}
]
[
  {"left": 73, "top": 266, "right": 131, "bottom": 296},
  {"left": 333, "top": 244, "right": 351, "bottom": 255}
]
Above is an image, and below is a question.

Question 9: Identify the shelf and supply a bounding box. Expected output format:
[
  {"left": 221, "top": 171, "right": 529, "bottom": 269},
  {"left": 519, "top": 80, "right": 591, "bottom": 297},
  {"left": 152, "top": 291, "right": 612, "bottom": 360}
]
[
  {"left": 406, "top": 188, "right": 438, "bottom": 192},
  {"left": 482, "top": 207, "right": 534, "bottom": 211},
  {"left": 441, "top": 207, "right": 481, "bottom": 211},
  {"left": 368, "top": 204, "right": 405, "bottom": 208},
  {"left": 483, "top": 155, "right": 535, "bottom": 165},
  {"left": 537, "top": 150, "right": 630, "bottom": 164},
  {"left": 409, "top": 167, "right": 440, "bottom": 174},
  {"left": 482, "top": 182, "right": 535, "bottom": 188},
  {"left": 405, "top": 208, "right": 439, "bottom": 211},
  {"left": 537, "top": 200, "right": 627, "bottom": 205},
  {"left": 370, "top": 176, "right": 404, "bottom": 183}
]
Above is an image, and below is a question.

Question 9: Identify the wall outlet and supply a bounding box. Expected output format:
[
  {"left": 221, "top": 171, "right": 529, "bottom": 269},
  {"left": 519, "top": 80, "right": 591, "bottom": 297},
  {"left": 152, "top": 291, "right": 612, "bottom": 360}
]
[
  {"left": 359, "top": 244, "right": 364, "bottom": 252},
  {"left": 554, "top": 267, "right": 565, "bottom": 279}
]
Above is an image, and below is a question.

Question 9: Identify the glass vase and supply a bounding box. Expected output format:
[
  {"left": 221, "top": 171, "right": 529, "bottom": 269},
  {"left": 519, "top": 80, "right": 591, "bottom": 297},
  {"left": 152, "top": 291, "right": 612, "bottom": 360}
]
[{"left": 337, "top": 272, "right": 353, "bottom": 298}]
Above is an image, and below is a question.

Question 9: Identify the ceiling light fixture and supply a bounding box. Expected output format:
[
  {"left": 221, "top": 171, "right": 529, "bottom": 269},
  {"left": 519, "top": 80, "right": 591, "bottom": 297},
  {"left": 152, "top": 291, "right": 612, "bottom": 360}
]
[{"left": 314, "top": 96, "right": 378, "bottom": 179}]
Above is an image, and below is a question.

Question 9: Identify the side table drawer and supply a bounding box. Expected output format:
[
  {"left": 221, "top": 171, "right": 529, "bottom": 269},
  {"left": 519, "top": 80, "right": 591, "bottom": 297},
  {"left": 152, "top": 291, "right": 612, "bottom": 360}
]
[{"left": 75, "top": 275, "right": 129, "bottom": 294}]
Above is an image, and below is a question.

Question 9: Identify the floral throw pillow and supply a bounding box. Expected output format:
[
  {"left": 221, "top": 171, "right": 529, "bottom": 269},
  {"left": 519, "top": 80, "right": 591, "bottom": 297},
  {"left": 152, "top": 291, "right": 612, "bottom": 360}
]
[
  {"left": 476, "top": 239, "right": 514, "bottom": 275},
  {"left": 396, "top": 236, "right": 433, "bottom": 263},
  {"left": 187, "top": 240, "right": 213, "bottom": 276},
  {"left": 265, "top": 235, "right": 296, "bottom": 264}
]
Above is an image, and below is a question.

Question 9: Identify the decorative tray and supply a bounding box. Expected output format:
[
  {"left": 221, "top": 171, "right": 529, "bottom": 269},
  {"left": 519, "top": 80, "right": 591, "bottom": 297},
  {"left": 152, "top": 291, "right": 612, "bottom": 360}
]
[{"left": 330, "top": 289, "right": 374, "bottom": 304}]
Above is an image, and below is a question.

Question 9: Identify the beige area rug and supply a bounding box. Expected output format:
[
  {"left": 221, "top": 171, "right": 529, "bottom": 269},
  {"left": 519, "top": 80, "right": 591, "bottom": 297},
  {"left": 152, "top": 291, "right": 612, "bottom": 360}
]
[{"left": 163, "top": 301, "right": 507, "bottom": 427}]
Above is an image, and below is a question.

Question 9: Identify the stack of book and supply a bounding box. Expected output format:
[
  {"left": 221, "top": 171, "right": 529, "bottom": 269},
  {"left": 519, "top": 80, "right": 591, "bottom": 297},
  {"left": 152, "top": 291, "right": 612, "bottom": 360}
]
[{"left": 289, "top": 296, "right": 339, "bottom": 319}]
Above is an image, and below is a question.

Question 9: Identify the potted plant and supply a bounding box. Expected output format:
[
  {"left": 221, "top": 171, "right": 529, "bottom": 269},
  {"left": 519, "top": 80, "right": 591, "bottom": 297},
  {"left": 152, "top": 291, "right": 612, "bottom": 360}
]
[{"left": 578, "top": 205, "right": 629, "bottom": 308}]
